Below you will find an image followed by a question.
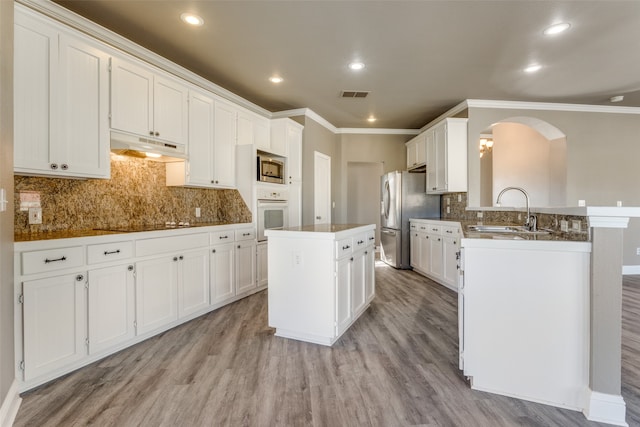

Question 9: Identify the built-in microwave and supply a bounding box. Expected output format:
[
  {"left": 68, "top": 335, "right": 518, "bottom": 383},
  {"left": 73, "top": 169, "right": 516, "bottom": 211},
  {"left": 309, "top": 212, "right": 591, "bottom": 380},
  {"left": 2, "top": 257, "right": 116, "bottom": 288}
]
[{"left": 257, "top": 154, "right": 284, "bottom": 184}]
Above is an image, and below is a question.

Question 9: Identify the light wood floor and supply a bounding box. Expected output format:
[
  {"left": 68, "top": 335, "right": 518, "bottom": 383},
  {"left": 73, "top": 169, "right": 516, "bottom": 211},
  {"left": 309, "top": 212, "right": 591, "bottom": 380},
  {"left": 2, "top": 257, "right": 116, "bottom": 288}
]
[{"left": 14, "top": 262, "right": 639, "bottom": 426}]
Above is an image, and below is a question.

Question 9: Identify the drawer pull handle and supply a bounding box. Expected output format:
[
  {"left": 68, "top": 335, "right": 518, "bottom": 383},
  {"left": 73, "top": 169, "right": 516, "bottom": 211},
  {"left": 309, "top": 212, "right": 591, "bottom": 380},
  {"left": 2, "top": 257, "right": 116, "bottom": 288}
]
[
  {"left": 179, "top": 255, "right": 184, "bottom": 260},
  {"left": 342, "top": 245, "right": 350, "bottom": 250},
  {"left": 357, "top": 240, "right": 364, "bottom": 244},
  {"left": 104, "top": 249, "right": 121, "bottom": 256},
  {"left": 432, "top": 228, "right": 438, "bottom": 231},
  {"left": 242, "top": 233, "right": 251, "bottom": 236},
  {"left": 446, "top": 230, "right": 453, "bottom": 234},
  {"left": 173, "top": 257, "right": 178, "bottom": 262},
  {"left": 369, "top": 237, "right": 374, "bottom": 241},
  {"left": 220, "top": 235, "right": 229, "bottom": 239},
  {"left": 45, "top": 256, "right": 66, "bottom": 264}
]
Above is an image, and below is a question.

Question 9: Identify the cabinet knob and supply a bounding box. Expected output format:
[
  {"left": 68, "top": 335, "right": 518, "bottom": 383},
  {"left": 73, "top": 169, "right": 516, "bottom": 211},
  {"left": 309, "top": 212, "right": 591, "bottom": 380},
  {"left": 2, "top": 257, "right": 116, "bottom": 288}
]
[
  {"left": 173, "top": 256, "right": 178, "bottom": 261},
  {"left": 350, "top": 257, "right": 354, "bottom": 261},
  {"left": 127, "top": 265, "right": 134, "bottom": 271},
  {"left": 212, "top": 249, "right": 216, "bottom": 253},
  {"left": 179, "top": 255, "right": 184, "bottom": 260},
  {"left": 75, "top": 274, "right": 84, "bottom": 282},
  {"left": 211, "top": 180, "right": 215, "bottom": 184},
  {"left": 50, "top": 163, "right": 58, "bottom": 170},
  {"left": 149, "top": 131, "right": 154, "bottom": 136},
  {"left": 155, "top": 131, "right": 160, "bottom": 137},
  {"left": 61, "top": 163, "right": 69, "bottom": 170},
  {"left": 237, "top": 245, "right": 241, "bottom": 249}
]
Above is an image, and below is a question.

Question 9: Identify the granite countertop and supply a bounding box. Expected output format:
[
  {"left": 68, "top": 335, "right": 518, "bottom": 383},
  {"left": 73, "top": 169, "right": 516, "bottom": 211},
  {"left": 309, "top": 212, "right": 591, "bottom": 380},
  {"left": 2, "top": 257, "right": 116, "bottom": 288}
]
[
  {"left": 14, "top": 221, "right": 239, "bottom": 242},
  {"left": 458, "top": 220, "right": 590, "bottom": 242}
]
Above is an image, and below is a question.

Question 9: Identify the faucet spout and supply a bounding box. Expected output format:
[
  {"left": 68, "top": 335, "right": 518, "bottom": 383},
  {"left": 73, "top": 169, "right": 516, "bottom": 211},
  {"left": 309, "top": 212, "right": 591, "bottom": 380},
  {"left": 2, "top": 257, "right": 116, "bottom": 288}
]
[{"left": 496, "top": 186, "right": 536, "bottom": 231}]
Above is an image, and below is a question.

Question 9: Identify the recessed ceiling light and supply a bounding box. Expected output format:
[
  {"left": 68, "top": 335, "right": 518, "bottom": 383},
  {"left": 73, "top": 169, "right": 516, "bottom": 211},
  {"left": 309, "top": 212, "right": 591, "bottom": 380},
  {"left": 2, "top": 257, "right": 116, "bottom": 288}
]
[
  {"left": 180, "top": 13, "right": 204, "bottom": 26},
  {"left": 524, "top": 64, "right": 542, "bottom": 73},
  {"left": 610, "top": 95, "right": 624, "bottom": 103},
  {"left": 367, "top": 116, "right": 377, "bottom": 123},
  {"left": 349, "top": 62, "right": 365, "bottom": 71},
  {"left": 543, "top": 22, "right": 571, "bottom": 35},
  {"left": 269, "top": 76, "right": 284, "bottom": 84}
]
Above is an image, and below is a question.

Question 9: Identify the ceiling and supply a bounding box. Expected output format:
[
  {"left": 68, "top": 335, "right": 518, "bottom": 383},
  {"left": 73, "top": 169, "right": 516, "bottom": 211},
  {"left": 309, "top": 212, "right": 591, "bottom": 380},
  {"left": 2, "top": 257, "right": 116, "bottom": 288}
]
[{"left": 51, "top": 0, "right": 640, "bottom": 130}]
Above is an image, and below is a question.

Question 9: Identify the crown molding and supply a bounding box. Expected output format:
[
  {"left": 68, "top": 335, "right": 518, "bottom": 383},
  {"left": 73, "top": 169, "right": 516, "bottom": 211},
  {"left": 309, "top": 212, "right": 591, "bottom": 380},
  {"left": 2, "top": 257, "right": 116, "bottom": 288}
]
[
  {"left": 466, "top": 99, "right": 640, "bottom": 115},
  {"left": 419, "top": 100, "right": 470, "bottom": 132},
  {"left": 16, "top": 0, "right": 272, "bottom": 118},
  {"left": 336, "top": 128, "right": 419, "bottom": 135}
]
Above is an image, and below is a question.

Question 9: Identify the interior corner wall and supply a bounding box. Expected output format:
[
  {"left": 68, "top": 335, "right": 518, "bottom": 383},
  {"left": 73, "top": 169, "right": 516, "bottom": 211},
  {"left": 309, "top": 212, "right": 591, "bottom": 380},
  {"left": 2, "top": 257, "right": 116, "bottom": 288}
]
[
  {"left": 299, "top": 116, "right": 339, "bottom": 226},
  {"left": 467, "top": 106, "right": 640, "bottom": 265},
  {"left": 338, "top": 133, "right": 411, "bottom": 224},
  {"left": 0, "top": 0, "right": 14, "bottom": 407}
]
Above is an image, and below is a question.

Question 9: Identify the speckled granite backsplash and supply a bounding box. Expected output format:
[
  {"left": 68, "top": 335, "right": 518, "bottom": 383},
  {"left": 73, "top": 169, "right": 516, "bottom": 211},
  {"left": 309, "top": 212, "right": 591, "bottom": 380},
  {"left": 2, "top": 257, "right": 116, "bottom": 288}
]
[
  {"left": 15, "top": 155, "right": 251, "bottom": 234},
  {"left": 441, "top": 192, "right": 588, "bottom": 234}
]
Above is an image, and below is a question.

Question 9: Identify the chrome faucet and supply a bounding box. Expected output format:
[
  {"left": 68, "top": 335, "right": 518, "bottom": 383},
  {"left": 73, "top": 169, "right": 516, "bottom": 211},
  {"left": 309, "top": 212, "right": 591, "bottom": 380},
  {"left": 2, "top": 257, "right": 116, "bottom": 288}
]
[{"left": 496, "top": 186, "right": 537, "bottom": 231}]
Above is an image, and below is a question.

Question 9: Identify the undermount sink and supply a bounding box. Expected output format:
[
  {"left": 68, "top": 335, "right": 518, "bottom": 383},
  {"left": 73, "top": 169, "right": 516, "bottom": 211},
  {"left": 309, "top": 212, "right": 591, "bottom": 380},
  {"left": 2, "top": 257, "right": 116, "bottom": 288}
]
[{"left": 467, "top": 224, "right": 551, "bottom": 235}]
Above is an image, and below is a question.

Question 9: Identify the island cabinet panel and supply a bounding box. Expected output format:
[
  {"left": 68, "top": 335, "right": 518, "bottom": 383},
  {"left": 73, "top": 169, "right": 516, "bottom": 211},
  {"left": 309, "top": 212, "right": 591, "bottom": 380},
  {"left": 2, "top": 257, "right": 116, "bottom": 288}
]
[{"left": 266, "top": 224, "right": 376, "bottom": 346}]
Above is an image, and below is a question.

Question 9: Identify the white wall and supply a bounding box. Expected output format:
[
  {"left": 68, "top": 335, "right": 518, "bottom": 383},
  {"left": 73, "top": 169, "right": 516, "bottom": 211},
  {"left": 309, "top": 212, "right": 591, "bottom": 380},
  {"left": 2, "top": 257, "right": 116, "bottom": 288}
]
[{"left": 347, "top": 162, "right": 384, "bottom": 244}]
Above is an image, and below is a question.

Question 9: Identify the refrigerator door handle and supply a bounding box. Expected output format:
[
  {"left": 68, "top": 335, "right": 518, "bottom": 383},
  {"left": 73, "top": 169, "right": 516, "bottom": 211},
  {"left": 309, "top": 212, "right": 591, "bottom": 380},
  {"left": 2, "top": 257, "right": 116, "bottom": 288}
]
[
  {"left": 381, "top": 229, "right": 396, "bottom": 235},
  {"left": 383, "top": 180, "right": 391, "bottom": 220}
]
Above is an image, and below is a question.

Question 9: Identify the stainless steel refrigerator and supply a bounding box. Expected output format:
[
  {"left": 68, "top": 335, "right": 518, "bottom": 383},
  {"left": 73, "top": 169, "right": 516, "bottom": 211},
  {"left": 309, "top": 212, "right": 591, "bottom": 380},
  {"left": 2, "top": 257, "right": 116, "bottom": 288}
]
[{"left": 380, "top": 171, "right": 441, "bottom": 269}]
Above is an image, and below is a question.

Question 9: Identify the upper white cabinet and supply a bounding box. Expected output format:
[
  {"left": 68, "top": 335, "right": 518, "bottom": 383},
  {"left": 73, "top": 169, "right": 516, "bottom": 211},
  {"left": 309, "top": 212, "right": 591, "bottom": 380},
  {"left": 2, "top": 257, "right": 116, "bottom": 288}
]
[
  {"left": 238, "top": 109, "right": 270, "bottom": 148},
  {"left": 268, "top": 118, "right": 302, "bottom": 158},
  {"left": 110, "top": 56, "right": 188, "bottom": 146},
  {"left": 14, "top": 6, "right": 110, "bottom": 179},
  {"left": 406, "top": 133, "right": 426, "bottom": 170},
  {"left": 166, "top": 91, "right": 237, "bottom": 189},
  {"left": 426, "top": 118, "right": 467, "bottom": 194}
]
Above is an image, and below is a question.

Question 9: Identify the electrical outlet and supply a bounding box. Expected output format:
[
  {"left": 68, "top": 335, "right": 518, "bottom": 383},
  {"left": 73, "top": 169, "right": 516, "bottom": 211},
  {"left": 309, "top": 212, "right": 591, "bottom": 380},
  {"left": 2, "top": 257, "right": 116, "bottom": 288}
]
[
  {"left": 477, "top": 211, "right": 483, "bottom": 219},
  {"left": 446, "top": 206, "right": 451, "bottom": 214},
  {"left": 458, "top": 194, "right": 462, "bottom": 203},
  {"left": 560, "top": 220, "right": 569, "bottom": 232},
  {"left": 195, "top": 207, "right": 201, "bottom": 218},
  {"left": 28, "top": 207, "right": 42, "bottom": 225},
  {"left": 636, "top": 248, "right": 640, "bottom": 256},
  {"left": 292, "top": 251, "right": 303, "bottom": 267},
  {"left": 572, "top": 220, "right": 581, "bottom": 231}
]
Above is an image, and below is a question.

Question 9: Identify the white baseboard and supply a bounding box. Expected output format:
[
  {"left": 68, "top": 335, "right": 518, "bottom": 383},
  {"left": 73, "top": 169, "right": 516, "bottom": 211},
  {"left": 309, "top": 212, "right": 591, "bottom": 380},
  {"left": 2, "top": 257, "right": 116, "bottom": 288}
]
[
  {"left": 622, "top": 265, "right": 640, "bottom": 275},
  {"left": 0, "top": 380, "right": 22, "bottom": 427},
  {"left": 583, "top": 389, "right": 628, "bottom": 426}
]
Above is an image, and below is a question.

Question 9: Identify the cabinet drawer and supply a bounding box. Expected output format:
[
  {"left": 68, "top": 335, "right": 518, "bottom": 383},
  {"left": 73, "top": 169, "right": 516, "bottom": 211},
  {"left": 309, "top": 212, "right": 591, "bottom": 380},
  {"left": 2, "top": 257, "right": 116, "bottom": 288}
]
[
  {"left": 416, "top": 223, "right": 429, "bottom": 232},
  {"left": 136, "top": 233, "right": 209, "bottom": 257},
  {"left": 410, "top": 223, "right": 418, "bottom": 231},
  {"left": 442, "top": 225, "right": 460, "bottom": 237},
  {"left": 353, "top": 233, "right": 368, "bottom": 250},
  {"left": 22, "top": 246, "right": 84, "bottom": 275},
  {"left": 426, "top": 224, "right": 442, "bottom": 234},
  {"left": 87, "top": 241, "right": 133, "bottom": 265},
  {"left": 211, "top": 230, "right": 235, "bottom": 244},
  {"left": 336, "top": 237, "right": 353, "bottom": 259},
  {"left": 235, "top": 228, "right": 256, "bottom": 241},
  {"left": 365, "top": 230, "right": 376, "bottom": 246}
]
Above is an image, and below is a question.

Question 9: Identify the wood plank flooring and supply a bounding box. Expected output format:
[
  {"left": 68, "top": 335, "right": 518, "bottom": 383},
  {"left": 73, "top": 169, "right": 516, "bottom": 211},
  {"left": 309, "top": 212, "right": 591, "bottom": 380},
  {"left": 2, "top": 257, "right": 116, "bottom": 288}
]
[{"left": 14, "top": 262, "right": 639, "bottom": 426}]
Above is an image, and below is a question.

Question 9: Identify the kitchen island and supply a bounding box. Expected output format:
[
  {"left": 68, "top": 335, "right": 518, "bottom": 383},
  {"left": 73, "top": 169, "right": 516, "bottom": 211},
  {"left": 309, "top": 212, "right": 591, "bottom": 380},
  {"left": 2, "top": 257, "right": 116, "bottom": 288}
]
[{"left": 266, "top": 224, "right": 375, "bottom": 346}]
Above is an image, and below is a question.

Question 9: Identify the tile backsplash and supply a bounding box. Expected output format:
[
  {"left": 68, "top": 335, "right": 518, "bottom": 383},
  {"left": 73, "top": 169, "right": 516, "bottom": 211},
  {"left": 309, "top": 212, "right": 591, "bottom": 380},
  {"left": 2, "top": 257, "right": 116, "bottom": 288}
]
[{"left": 15, "top": 155, "right": 251, "bottom": 234}]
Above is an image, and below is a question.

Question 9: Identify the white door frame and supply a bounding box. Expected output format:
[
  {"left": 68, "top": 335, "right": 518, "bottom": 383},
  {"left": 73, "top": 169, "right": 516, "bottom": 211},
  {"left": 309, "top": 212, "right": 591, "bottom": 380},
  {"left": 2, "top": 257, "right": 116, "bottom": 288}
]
[{"left": 314, "top": 151, "right": 331, "bottom": 225}]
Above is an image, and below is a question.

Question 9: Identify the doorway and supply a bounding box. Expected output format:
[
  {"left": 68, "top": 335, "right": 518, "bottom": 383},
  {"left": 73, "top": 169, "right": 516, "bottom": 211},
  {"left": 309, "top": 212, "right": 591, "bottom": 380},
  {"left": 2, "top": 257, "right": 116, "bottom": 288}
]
[
  {"left": 347, "top": 162, "right": 383, "bottom": 245},
  {"left": 314, "top": 151, "right": 331, "bottom": 225}
]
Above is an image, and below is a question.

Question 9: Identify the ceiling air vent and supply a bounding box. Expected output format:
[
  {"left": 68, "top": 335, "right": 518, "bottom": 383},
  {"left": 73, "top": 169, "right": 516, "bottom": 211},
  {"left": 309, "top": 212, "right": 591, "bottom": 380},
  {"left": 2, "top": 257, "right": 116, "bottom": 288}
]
[{"left": 340, "top": 90, "right": 370, "bottom": 98}]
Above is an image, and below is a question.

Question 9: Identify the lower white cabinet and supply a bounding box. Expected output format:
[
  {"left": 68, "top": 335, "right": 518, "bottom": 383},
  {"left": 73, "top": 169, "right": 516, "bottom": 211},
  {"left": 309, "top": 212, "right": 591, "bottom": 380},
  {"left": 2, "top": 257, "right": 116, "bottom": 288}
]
[
  {"left": 135, "top": 255, "right": 179, "bottom": 335},
  {"left": 15, "top": 224, "right": 261, "bottom": 391},
  {"left": 335, "top": 256, "right": 353, "bottom": 336},
  {"left": 257, "top": 242, "right": 268, "bottom": 288},
  {"left": 410, "top": 220, "right": 461, "bottom": 291},
  {"left": 22, "top": 272, "right": 88, "bottom": 381},
  {"left": 210, "top": 242, "right": 235, "bottom": 305},
  {"left": 87, "top": 263, "right": 135, "bottom": 355}
]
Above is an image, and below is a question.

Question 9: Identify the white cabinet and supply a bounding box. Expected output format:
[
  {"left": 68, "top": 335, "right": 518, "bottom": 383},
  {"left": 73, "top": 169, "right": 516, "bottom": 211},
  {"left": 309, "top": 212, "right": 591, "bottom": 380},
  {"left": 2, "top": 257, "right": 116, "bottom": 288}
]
[
  {"left": 87, "top": 263, "right": 135, "bottom": 355},
  {"left": 166, "top": 91, "right": 237, "bottom": 189},
  {"left": 14, "top": 7, "right": 110, "bottom": 179},
  {"left": 110, "top": 56, "right": 188, "bottom": 146},
  {"left": 410, "top": 220, "right": 461, "bottom": 291},
  {"left": 284, "top": 120, "right": 303, "bottom": 227},
  {"left": 210, "top": 242, "right": 235, "bottom": 305},
  {"left": 269, "top": 118, "right": 302, "bottom": 157},
  {"left": 426, "top": 118, "right": 467, "bottom": 194},
  {"left": 235, "top": 240, "right": 257, "bottom": 295},
  {"left": 257, "top": 242, "right": 268, "bottom": 288},
  {"left": 22, "top": 272, "right": 87, "bottom": 381},
  {"left": 238, "top": 109, "right": 270, "bottom": 148},
  {"left": 406, "top": 133, "right": 426, "bottom": 170},
  {"left": 178, "top": 249, "right": 210, "bottom": 318},
  {"left": 135, "top": 255, "right": 178, "bottom": 335},
  {"left": 267, "top": 225, "right": 375, "bottom": 346}
]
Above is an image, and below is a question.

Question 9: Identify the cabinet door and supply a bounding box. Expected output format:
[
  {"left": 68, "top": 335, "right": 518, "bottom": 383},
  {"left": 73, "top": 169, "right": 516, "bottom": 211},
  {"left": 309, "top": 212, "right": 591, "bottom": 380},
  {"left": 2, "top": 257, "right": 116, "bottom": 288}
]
[
  {"left": 351, "top": 251, "right": 366, "bottom": 315},
  {"left": 153, "top": 75, "right": 188, "bottom": 145},
  {"left": 87, "top": 264, "right": 135, "bottom": 355},
  {"left": 410, "top": 231, "right": 421, "bottom": 270},
  {"left": 236, "top": 241, "right": 257, "bottom": 295},
  {"left": 364, "top": 247, "right": 375, "bottom": 303},
  {"left": 14, "top": 12, "right": 58, "bottom": 173},
  {"left": 336, "top": 257, "right": 352, "bottom": 336},
  {"left": 57, "top": 34, "right": 110, "bottom": 178},
  {"left": 210, "top": 243, "right": 235, "bottom": 304},
  {"left": 110, "top": 57, "right": 154, "bottom": 137},
  {"left": 443, "top": 236, "right": 460, "bottom": 290},
  {"left": 416, "top": 135, "right": 427, "bottom": 166},
  {"left": 426, "top": 132, "right": 437, "bottom": 192},
  {"left": 406, "top": 140, "right": 417, "bottom": 169},
  {"left": 254, "top": 117, "right": 271, "bottom": 151},
  {"left": 23, "top": 273, "right": 87, "bottom": 381},
  {"left": 236, "top": 110, "right": 254, "bottom": 146},
  {"left": 287, "top": 126, "right": 302, "bottom": 183},
  {"left": 178, "top": 249, "right": 210, "bottom": 318},
  {"left": 288, "top": 182, "right": 302, "bottom": 228},
  {"left": 213, "top": 101, "right": 237, "bottom": 188},
  {"left": 187, "top": 90, "right": 215, "bottom": 186},
  {"left": 257, "top": 242, "right": 268, "bottom": 288},
  {"left": 135, "top": 256, "right": 178, "bottom": 335},
  {"left": 434, "top": 123, "right": 447, "bottom": 192},
  {"left": 429, "top": 234, "right": 444, "bottom": 279},
  {"left": 420, "top": 234, "right": 432, "bottom": 273}
]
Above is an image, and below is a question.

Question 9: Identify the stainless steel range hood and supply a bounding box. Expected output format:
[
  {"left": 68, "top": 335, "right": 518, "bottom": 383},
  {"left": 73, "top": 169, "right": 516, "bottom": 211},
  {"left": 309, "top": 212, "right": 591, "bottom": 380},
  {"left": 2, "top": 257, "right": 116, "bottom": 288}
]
[{"left": 110, "top": 130, "right": 187, "bottom": 162}]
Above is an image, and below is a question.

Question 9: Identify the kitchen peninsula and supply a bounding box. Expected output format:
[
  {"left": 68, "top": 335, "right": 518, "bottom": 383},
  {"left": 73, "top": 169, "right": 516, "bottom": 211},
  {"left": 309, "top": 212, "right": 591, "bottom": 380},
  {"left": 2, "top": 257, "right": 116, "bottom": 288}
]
[{"left": 266, "top": 224, "right": 375, "bottom": 346}]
